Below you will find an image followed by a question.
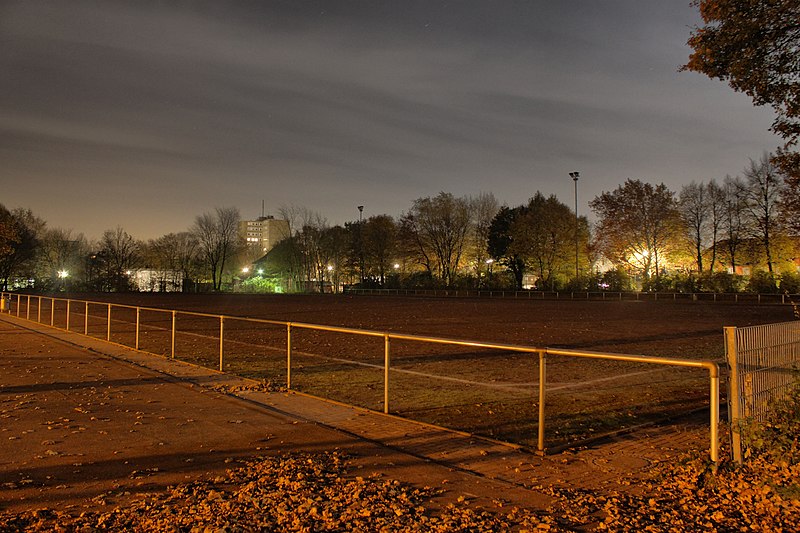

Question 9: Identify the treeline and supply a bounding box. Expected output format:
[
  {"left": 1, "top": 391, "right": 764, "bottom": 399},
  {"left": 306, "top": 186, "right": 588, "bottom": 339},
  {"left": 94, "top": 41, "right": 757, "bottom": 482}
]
[{"left": 2, "top": 153, "right": 799, "bottom": 294}]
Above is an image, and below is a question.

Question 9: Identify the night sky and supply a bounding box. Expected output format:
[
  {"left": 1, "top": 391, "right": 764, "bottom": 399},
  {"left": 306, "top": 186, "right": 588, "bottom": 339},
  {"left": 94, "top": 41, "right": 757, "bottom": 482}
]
[{"left": 0, "top": 1, "right": 779, "bottom": 241}]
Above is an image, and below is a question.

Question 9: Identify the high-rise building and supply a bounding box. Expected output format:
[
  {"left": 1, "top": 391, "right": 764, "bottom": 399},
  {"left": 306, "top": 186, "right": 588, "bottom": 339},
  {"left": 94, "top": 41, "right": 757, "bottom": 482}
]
[{"left": 239, "top": 216, "right": 290, "bottom": 254}]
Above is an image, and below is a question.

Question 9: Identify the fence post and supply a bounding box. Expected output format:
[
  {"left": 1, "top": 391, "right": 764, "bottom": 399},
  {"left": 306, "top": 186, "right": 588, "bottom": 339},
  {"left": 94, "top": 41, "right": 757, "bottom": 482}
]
[
  {"left": 286, "top": 323, "right": 292, "bottom": 389},
  {"left": 66, "top": 300, "right": 70, "bottom": 331},
  {"left": 171, "top": 311, "right": 176, "bottom": 359},
  {"left": 709, "top": 364, "right": 720, "bottom": 466},
  {"left": 84, "top": 301, "right": 89, "bottom": 335},
  {"left": 724, "top": 326, "right": 743, "bottom": 464},
  {"left": 537, "top": 349, "right": 547, "bottom": 454},
  {"left": 37, "top": 296, "right": 42, "bottom": 323},
  {"left": 384, "top": 334, "right": 391, "bottom": 414},
  {"left": 50, "top": 298, "right": 55, "bottom": 326},
  {"left": 16, "top": 294, "right": 21, "bottom": 317},
  {"left": 26, "top": 295, "right": 30, "bottom": 320},
  {"left": 106, "top": 304, "right": 111, "bottom": 341},
  {"left": 135, "top": 307, "right": 140, "bottom": 350},
  {"left": 219, "top": 316, "right": 224, "bottom": 372}
]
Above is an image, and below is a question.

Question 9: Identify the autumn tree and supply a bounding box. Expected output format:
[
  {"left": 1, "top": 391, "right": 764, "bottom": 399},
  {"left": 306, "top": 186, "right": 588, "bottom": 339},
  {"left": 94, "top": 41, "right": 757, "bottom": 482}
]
[
  {"left": 400, "top": 192, "right": 471, "bottom": 288},
  {"left": 487, "top": 206, "right": 528, "bottom": 290},
  {"left": 362, "top": 215, "right": 397, "bottom": 286},
  {"left": 512, "top": 193, "right": 585, "bottom": 290},
  {"left": 685, "top": 0, "right": 800, "bottom": 176},
  {"left": 0, "top": 205, "right": 44, "bottom": 291},
  {"left": 193, "top": 207, "right": 242, "bottom": 291},
  {"left": 590, "top": 180, "right": 680, "bottom": 286}
]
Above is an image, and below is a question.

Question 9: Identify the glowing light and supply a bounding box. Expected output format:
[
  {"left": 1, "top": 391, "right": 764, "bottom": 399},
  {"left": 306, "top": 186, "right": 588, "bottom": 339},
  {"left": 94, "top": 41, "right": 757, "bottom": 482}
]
[
  {"left": 393, "top": 263, "right": 400, "bottom": 269},
  {"left": 125, "top": 270, "right": 132, "bottom": 275},
  {"left": 327, "top": 265, "right": 333, "bottom": 272},
  {"left": 57, "top": 270, "right": 69, "bottom": 278},
  {"left": 257, "top": 269, "right": 264, "bottom": 275},
  {"left": 485, "top": 258, "right": 494, "bottom": 264},
  {"left": 242, "top": 267, "right": 250, "bottom": 274}
]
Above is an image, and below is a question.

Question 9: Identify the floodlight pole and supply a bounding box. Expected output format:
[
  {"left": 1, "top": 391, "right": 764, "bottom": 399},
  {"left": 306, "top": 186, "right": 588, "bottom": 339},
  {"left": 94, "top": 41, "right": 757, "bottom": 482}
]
[
  {"left": 358, "top": 205, "right": 364, "bottom": 285},
  {"left": 569, "top": 172, "right": 580, "bottom": 282}
]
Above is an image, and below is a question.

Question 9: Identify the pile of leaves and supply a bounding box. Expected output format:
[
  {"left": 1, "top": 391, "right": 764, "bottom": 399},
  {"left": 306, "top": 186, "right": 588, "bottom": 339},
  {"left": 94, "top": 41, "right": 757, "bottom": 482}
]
[
  {"left": 549, "top": 384, "right": 800, "bottom": 531},
  {"left": 0, "top": 451, "right": 557, "bottom": 532}
]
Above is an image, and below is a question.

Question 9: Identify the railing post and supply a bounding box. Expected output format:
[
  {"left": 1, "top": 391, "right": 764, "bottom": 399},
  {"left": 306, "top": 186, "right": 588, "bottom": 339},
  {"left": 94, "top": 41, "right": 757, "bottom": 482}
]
[
  {"left": 171, "top": 311, "right": 176, "bottom": 359},
  {"left": 725, "top": 326, "right": 742, "bottom": 464},
  {"left": 106, "top": 304, "right": 111, "bottom": 341},
  {"left": 710, "top": 364, "right": 720, "bottom": 466},
  {"left": 50, "top": 298, "right": 55, "bottom": 326},
  {"left": 537, "top": 349, "right": 546, "bottom": 454},
  {"left": 384, "top": 334, "right": 391, "bottom": 414},
  {"left": 84, "top": 301, "right": 89, "bottom": 335},
  {"left": 37, "top": 296, "right": 42, "bottom": 323},
  {"left": 219, "top": 316, "right": 224, "bottom": 372},
  {"left": 66, "top": 300, "right": 70, "bottom": 331},
  {"left": 135, "top": 307, "right": 140, "bottom": 350},
  {"left": 26, "top": 295, "right": 31, "bottom": 320},
  {"left": 16, "top": 294, "right": 21, "bottom": 317},
  {"left": 286, "top": 323, "right": 292, "bottom": 389}
]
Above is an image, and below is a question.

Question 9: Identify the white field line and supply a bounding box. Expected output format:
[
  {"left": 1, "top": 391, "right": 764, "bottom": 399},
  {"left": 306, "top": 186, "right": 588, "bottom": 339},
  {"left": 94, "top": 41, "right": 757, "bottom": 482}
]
[{"left": 64, "top": 309, "right": 681, "bottom": 394}]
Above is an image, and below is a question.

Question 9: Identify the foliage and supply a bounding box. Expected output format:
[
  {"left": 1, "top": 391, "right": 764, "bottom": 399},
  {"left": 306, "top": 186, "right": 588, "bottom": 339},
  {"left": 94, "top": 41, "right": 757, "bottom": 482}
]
[
  {"left": 739, "top": 382, "right": 800, "bottom": 465},
  {"left": 487, "top": 205, "right": 527, "bottom": 290},
  {"left": 593, "top": 267, "right": 634, "bottom": 292},
  {"left": 0, "top": 205, "right": 44, "bottom": 291},
  {"left": 400, "top": 192, "right": 471, "bottom": 288},
  {"left": 747, "top": 270, "right": 780, "bottom": 293},
  {"left": 590, "top": 179, "right": 681, "bottom": 282},
  {"left": 684, "top": 0, "right": 800, "bottom": 177},
  {"left": 780, "top": 271, "right": 800, "bottom": 294},
  {"left": 240, "top": 274, "right": 283, "bottom": 293}
]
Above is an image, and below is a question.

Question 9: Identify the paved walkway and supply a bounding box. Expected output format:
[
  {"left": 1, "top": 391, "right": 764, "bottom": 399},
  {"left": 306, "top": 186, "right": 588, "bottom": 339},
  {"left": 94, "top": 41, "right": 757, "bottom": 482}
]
[{"left": 0, "top": 313, "right": 709, "bottom": 514}]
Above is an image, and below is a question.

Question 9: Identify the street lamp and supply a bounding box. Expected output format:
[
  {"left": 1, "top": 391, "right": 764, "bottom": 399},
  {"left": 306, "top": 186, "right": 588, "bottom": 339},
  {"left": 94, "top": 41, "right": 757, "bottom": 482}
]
[
  {"left": 569, "top": 171, "right": 580, "bottom": 283},
  {"left": 357, "top": 205, "right": 365, "bottom": 284}
]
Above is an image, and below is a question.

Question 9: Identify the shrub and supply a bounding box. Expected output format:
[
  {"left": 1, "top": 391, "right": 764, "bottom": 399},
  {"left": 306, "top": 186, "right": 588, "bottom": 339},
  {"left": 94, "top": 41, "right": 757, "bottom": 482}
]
[{"left": 746, "top": 271, "right": 779, "bottom": 293}]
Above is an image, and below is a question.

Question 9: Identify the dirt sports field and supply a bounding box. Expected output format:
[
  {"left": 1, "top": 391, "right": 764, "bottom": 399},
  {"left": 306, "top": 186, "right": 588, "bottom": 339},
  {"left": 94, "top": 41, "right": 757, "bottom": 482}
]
[{"left": 19, "top": 292, "right": 794, "bottom": 450}]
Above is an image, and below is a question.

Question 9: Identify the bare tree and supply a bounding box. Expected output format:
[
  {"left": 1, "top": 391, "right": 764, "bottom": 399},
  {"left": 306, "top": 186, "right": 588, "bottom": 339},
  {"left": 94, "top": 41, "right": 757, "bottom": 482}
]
[
  {"left": 466, "top": 192, "right": 499, "bottom": 279},
  {"left": 193, "top": 207, "right": 242, "bottom": 291},
  {"left": 706, "top": 179, "right": 726, "bottom": 271},
  {"left": 37, "top": 228, "right": 88, "bottom": 290},
  {"left": 722, "top": 175, "right": 747, "bottom": 272},
  {"left": 97, "top": 227, "right": 141, "bottom": 292},
  {"left": 678, "top": 181, "right": 709, "bottom": 272},
  {"left": 144, "top": 232, "right": 199, "bottom": 291},
  {"left": 741, "top": 154, "right": 784, "bottom": 274},
  {"left": 401, "top": 192, "right": 471, "bottom": 288}
]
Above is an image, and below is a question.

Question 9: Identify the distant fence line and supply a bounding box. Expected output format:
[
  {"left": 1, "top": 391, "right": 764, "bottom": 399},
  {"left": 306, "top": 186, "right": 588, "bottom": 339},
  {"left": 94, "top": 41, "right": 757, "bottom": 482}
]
[{"left": 345, "top": 288, "right": 800, "bottom": 304}]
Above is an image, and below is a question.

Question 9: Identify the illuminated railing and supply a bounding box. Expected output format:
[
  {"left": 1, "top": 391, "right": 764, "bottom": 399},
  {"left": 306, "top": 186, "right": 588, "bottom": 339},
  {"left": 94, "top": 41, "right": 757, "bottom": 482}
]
[{"left": 1, "top": 292, "right": 720, "bottom": 463}]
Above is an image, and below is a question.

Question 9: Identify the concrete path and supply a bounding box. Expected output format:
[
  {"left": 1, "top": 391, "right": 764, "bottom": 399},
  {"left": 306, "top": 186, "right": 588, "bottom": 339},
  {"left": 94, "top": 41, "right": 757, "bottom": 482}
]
[{"left": 0, "top": 313, "right": 708, "bottom": 514}]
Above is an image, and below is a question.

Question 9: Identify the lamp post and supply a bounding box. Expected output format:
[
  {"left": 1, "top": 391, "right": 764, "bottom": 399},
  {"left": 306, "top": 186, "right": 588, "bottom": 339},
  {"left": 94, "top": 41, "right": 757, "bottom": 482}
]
[
  {"left": 569, "top": 171, "right": 580, "bottom": 283},
  {"left": 357, "top": 205, "right": 364, "bottom": 285}
]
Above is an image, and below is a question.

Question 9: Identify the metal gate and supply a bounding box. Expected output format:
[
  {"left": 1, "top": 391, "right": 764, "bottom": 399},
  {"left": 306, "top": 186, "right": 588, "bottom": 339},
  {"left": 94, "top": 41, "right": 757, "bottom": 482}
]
[{"left": 725, "top": 321, "right": 800, "bottom": 462}]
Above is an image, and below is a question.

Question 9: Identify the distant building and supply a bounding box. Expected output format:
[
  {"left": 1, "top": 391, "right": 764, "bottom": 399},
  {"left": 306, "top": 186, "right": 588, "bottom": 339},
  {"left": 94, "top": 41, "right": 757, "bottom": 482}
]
[{"left": 239, "top": 215, "right": 290, "bottom": 254}]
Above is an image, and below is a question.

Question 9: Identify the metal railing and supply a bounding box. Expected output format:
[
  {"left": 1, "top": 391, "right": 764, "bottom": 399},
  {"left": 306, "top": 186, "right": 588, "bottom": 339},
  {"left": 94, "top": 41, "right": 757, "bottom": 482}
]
[
  {"left": 725, "top": 321, "right": 800, "bottom": 463},
  {"left": 346, "top": 287, "right": 798, "bottom": 304},
  {"left": 1, "top": 292, "right": 720, "bottom": 463}
]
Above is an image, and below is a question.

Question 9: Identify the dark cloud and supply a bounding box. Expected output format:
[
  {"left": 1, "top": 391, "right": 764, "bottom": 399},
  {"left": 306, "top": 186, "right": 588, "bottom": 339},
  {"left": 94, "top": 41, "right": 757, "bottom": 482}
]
[{"left": 0, "top": 0, "right": 779, "bottom": 240}]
